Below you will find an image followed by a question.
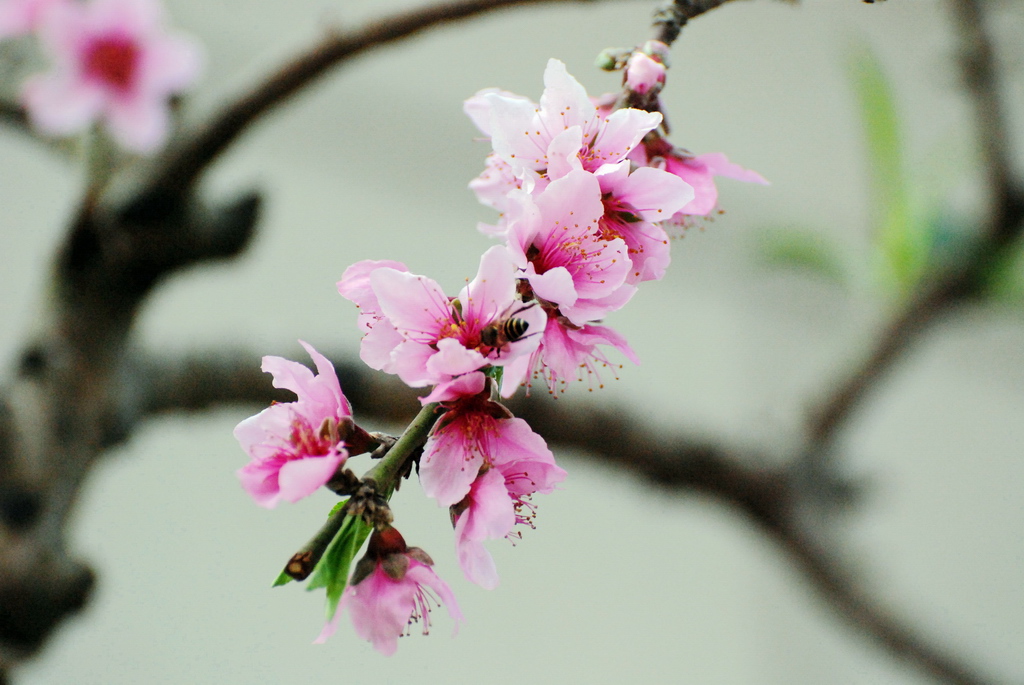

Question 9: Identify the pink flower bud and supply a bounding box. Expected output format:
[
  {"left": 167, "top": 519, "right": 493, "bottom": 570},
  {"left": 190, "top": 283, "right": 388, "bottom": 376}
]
[{"left": 625, "top": 51, "right": 666, "bottom": 95}]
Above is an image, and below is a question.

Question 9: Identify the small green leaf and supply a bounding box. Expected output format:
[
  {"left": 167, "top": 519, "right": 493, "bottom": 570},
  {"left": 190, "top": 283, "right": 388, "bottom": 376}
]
[
  {"left": 328, "top": 500, "right": 348, "bottom": 517},
  {"left": 484, "top": 365, "right": 504, "bottom": 387},
  {"left": 272, "top": 569, "right": 294, "bottom": 588},
  {"left": 758, "top": 228, "right": 847, "bottom": 284},
  {"left": 306, "top": 513, "right": 374, "bottom": 622},
  {"left": 849, "top": 43, "right": 930, "bottom": 294}
]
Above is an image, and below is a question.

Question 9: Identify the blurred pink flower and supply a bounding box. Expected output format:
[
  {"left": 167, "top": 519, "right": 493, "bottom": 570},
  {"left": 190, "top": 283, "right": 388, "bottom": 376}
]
[
  {"left": 235, "top": 341, "right": 362, "bottom": 508},
  {"left": 21, "top": 0, "right": 200, "bottom": 152},
  {"left": 315, "top": 526, "right": 462, "bottom": 655},
  {"left": 0, "top": 0, "right": 65, "bottom": 38}
]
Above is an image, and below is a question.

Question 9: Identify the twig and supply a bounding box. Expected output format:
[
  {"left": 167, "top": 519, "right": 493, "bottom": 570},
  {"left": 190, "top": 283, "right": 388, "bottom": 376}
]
[
  {"left": 768, "top": 520, "right": 997, "bottom": 685},
  {"left": 949, "top": 0, "right": 1023, "bottom": 243},
  {"left": 0, "top": 100, "right": 27, "bottom": 131},
  {"left": 653, "top": 0, "right": 743, "bottom": 45},
  {"left": 146, "top": 0, "right": 648, "bottom": 195},
  {"left": 805, "top": 0, "right": 1024, "bottom": 456},
  {"left": 282, "top": 402, "right": 440, "bottom": 580},
  {"left": 284, "top": 505, "right": 349, "bottom": 581}
]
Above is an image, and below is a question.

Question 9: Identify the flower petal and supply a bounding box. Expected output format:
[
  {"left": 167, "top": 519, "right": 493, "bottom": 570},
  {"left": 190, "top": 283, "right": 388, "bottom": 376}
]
[{"left": 277, "top": 452, "right": 344, "bottom": 503}]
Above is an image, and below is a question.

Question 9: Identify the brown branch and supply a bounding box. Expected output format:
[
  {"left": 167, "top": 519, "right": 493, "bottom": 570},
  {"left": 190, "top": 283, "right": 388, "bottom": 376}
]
[
  {"left": 141, "top": 347, "right": 1001, "bottom": 685},
  {"left": 653, "top": 0, "right": 744, "bottom": 45},
  {"left": 949, "top": 0, "right": 1023, "bottom": 244},
  {"left": 805, "top": 0, "right": 1024, "bottom": 455},
  {"left": 145, "top": 0, "right": 649, "bottom": 195},
  {"left": 0, "top": 158, "right": 261, "bottom": 675},
  {"left": 807, "top": 261, "right": 973, "bottom": 450},
  {"left": 0, "top": 100, "right": 27, "bottom": 131},
  {"left": 509, "top": 395, "right": 1001, "bottom": 685},
  {"left": 138, "top": 348, "right": 420, "bottom": 425},
  {"left": 766, "top": 511, "right": 998, "bottom": 685}
]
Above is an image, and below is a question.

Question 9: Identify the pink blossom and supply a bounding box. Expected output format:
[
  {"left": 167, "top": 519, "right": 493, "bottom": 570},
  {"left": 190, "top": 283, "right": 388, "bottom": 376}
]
[
  {"left": 336, "top": 258, "right": 408, "bottom": 332},
  {"left": 451, "top": 468, "right": 510, "bottom": 589},
  {"left": 0, "top": 0, "right": 65, "bottom": 38},
  {"left": 340, "top": 246, "right": 546, "bottom": 389},
  {"left": 503, "top": 314, "right": 639, "bottom": 394},
  {"left": 336, "top": 259, "right": 409, "bottom": 371},
  {"left": 235, "top": 341, "right": 365, "bottom": 508},
  {"left": 419, "top": 372, "right": 559, "bottom": 512},
  {"left": 451, "top": 418, "right": 565, "bottom": 588},
  {"left": 315, "top": 526, "right": 462, "bottom": 655},
  {"left": 21, "top": 0, "right": 201, "bottom": 152},
  {"left": 466, "top": 58, "right": 662, "bottom": 211},
  {"left": 595, "top": 161, "right": 693, "bottom": 283},
  {"left": 634, "top": 135, "right": 768, "bottom": 218},
  {"left": 505, "top": 169, "right": 635, "bottom": 325},
  {"left": 467, "top": 152, "right": 523, "bottom": 221}
]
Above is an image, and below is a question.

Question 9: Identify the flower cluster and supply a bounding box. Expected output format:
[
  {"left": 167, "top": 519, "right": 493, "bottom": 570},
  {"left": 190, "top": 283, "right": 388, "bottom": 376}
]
[
  {"left": 2, "top": 0, "right": 200, "bottom": 152},
  {"left": 236, "top": 52, "right": 764, "bottom": 655},
  {"left": 337, "top": 248, "right": 567, "bottom": 590}
]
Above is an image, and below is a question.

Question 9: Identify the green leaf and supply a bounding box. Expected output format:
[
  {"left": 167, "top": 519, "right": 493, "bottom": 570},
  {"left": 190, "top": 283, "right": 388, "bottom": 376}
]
[
  {"left": 484, "top": 365, "right": 504, "bottom": 387},
  {"left": 272, "top": 569, "right": 294, "bottom": 588},
  {"left": 306, "top": 513, "right": 374, "bottom": 623},
  {"left": 758, "top": 227, "right": 847, "bottom": 283},
  {"left": 848, "top": 43, "right": 930, "bottom": 294}
]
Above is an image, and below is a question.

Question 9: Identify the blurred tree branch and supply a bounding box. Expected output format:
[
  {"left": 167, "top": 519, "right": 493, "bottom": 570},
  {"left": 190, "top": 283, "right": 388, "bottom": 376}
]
[
  {"left": 805, "top": 0, "right": 1024, "bottom": 464},
  {"left": 0, "top": 100, "right": 26, "bottom": 131}
]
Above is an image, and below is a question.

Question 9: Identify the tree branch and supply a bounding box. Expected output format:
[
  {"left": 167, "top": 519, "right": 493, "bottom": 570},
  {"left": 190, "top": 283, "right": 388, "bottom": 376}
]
[
  {"left": 0, "top": 100, "right": 27, "bottom": 132},
  {"left": 653, "top": 0, "right": 744, "bottom": 45},
  {"left": 145, "top": 0, "right": 652, "bottom": 196},
  {"left": 804, "top": 0, "right": 1024, "bottom": 457}
]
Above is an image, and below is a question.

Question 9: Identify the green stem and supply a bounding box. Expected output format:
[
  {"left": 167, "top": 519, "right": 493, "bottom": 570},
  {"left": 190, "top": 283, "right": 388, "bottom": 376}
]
[
  {"left": 363, "top": 402, "right": 440, "bottom": 496},
  {"left": 85, "top": 126, "right": 117, "bottom": 196},
  {"left": 281, "top": 505, "right": 348, "bottom": 581},
  {"left": 280, "top": 402, "right": 442, "bottom": 581}
]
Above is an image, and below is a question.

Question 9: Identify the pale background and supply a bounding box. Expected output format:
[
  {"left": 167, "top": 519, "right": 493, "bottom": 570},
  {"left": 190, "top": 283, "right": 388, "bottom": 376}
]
[{"left": 2, "top": 0, "right": 1023, "bottom": 683}]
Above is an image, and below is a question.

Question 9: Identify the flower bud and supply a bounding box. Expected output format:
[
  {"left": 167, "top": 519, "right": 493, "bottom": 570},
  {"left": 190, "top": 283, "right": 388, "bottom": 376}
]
[{"left": 625, "top": 51, "right": 666, "bottom": 96}]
